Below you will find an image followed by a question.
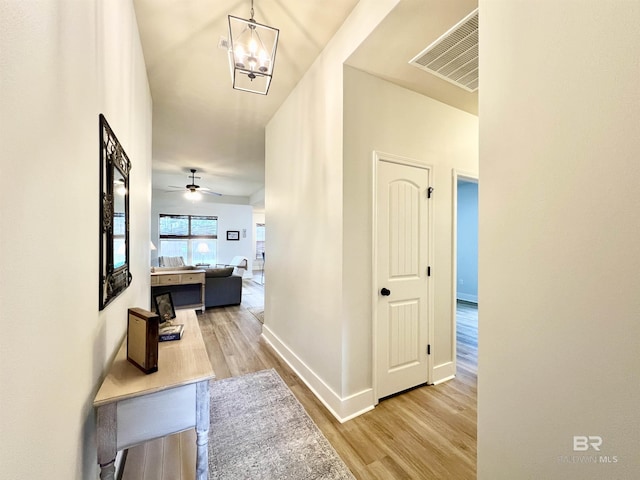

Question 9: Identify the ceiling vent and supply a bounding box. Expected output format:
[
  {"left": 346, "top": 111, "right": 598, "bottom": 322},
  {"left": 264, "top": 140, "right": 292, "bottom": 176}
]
[{"left": 409, "top": 9, "right": 478, "bottom": 92}]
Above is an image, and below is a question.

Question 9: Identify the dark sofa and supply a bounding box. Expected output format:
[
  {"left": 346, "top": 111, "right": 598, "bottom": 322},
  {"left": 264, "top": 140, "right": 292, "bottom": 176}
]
[
  {"left": 153, "top": 257, "right": 245, "bottom": 309},
  {"left": 204, "top": 267, "right": 243, "bottom": 308}
]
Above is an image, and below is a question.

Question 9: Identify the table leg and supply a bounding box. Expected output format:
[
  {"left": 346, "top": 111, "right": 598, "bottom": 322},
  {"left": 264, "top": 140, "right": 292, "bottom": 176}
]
[
  {"left": 195, "top": 380, "right": 211, "bottom": 480},
  {"left": 200, "top": 282, "right": 206, "bottom": 313},
  {"left": 96, "top": 403, "right": 117, "bottom": 480},
  {"left": 99, "top": 462, "right": 116, "bottom": 480}
]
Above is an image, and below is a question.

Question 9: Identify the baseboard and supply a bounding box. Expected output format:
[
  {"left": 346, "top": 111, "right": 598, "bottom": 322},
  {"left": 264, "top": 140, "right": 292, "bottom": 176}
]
[
  {"left": 457, "top": 293, "right": 478, "bottom": 303},
  {"left": 261, "top": 325, "right": 374, "bottom": 423},
  {"left": 432, "top": 361, "right": 456, "bottom": 384}
]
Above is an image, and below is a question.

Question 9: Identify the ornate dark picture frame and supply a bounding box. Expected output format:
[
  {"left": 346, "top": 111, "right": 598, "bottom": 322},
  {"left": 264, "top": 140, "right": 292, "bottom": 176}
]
[
  {"left": 99, "top": 114, "right": 132, "bottom": 310},
  {"left": 153, "top": 292, "right": 176, "bottom": 324}
]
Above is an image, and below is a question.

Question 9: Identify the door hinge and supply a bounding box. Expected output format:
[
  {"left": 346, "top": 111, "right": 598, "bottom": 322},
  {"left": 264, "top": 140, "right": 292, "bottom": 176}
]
[
  {"left": 427, "top": 186, "right": 434, "bottom": 198},
  {"left": 427, "top": 266, "right": 431, "bottom": 276},
  {"left": 427, "top": 344, "right": 431, "bottom": 355}
]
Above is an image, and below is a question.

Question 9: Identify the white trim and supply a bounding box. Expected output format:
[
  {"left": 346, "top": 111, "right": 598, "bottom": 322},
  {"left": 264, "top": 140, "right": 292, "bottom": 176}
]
[
  {"left": 371, "top": 153, "right": 379, "bottom": 404},
  {"left": 373, "top": 150, "right": 432, "bottom": 170},
  {"left": 433, "top": 362, "right": 456, "bottom": 384},
  {"left": 261, "top": 326, "right": 375, "bottom": 423},
  {"left": 427, "top": 163, "right": 435, "bottom": 385},
  {"left": 451, "top": 169, "right": 479, "bottom": 382},
  {"left": 457, "top": 292, "right": 478, "bottom": 303},
  {"left": 372, "top": 151, "right": 434, "bottom": 402},
  {"left": 432, "top": 373, "right": 456, "bottom": 385}
]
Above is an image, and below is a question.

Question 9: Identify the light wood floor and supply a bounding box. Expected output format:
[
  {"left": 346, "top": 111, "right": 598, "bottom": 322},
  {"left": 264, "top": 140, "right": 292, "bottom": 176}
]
[{"left": 121, "top": 283, "right": 478, "bottom": 479}]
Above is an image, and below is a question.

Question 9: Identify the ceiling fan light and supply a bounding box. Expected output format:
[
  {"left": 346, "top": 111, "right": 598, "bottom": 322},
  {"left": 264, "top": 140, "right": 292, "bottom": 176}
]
[{"left": 184, "top": 190, "right": 202, "bottom": 201}]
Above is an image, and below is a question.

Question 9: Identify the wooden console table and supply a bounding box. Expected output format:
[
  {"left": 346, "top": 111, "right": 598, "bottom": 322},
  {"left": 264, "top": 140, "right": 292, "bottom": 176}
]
[
  {"left": 151, "top": 269, "right": 206, "bottom": 312},
  {"left": 94, "top": 309, "right": 214, "bottom": 480}
]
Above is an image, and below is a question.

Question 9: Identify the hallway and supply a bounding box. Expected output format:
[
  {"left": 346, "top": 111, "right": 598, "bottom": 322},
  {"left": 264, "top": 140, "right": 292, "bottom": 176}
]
[{"left": 122, "top": 282, "right": 477, "bottom": 479}]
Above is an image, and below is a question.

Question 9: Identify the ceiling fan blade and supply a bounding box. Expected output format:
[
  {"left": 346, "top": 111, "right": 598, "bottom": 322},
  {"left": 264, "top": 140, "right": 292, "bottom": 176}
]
[
  {"left": 163, "top": 180, "right": 221, "bottom": 196},
  {"left": 200, "top": 186, "right": 223, "bottom": 196}
]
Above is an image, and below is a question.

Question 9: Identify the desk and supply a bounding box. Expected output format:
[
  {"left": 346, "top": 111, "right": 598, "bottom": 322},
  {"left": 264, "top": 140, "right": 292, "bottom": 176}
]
[
  {"left": 94, "top": 310, "right": 214, "bottom": 480},
  {"left": 151, "top": 269, "right": 206, "bottom": 312}
]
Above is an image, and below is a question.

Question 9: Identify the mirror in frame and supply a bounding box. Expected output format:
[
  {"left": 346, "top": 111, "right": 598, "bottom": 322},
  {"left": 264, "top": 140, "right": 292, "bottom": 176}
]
[{"left": 99, "top": 114, "right": 132, "bottom": 310}]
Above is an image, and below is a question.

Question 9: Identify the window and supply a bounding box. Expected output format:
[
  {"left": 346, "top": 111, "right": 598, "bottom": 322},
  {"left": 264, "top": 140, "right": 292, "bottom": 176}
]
[
  {"left": 159, "top": 214, "right": 218, "bottom": 265},
  {"left": 255, "top": 223, "right": 265, "bottom": 260}
]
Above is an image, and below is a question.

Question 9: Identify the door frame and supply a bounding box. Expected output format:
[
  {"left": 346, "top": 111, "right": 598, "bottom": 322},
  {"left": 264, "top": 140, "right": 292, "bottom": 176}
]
[
  {"left": 451, "top": 169, "right": 479, "bottom": 376},
  {"left": 371, "top": 151, "right": 434, "bottom": 403}
]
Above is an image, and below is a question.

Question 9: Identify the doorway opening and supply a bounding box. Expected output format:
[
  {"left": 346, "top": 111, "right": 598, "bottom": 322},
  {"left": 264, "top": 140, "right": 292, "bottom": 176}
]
[{"left": 453, "top": 172, "right": 478, "bottom": 379}]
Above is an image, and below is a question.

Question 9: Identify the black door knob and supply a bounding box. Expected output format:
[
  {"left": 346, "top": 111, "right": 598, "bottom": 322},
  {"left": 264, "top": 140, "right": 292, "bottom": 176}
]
[{"left": 380, "top": 288, "right": 391, "bottom": 296}]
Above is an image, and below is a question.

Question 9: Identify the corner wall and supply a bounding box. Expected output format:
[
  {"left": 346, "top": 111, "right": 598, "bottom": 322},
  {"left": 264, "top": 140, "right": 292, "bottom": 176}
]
[
  {"left": 342, "top": 67, "right": 478, "bottom": 391},
  {"left": 264, "top": 0, "right": 478, "bottom": 419},
  {"left": 263, "top": 0, "right": 400, "bottom": 420},
  {"left": 479, "top": 0, "right": 640, "bottom": 477},
  {"left": 0, "top": 2, "right": 152, "bottom": 478}
]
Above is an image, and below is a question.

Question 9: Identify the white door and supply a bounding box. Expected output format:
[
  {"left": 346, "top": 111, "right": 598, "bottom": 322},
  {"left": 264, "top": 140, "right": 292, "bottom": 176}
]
[{"left": 375, "top": 157, "right": 431, "bottom": 399}]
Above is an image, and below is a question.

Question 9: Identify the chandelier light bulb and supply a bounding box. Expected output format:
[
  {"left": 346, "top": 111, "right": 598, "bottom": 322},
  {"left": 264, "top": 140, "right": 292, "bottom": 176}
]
[
  {"left": 235, "top": 45, "right": 245, "bottom": 68},
  {"left": 258, "top": 50, "right": 268, "bottom": 72}
]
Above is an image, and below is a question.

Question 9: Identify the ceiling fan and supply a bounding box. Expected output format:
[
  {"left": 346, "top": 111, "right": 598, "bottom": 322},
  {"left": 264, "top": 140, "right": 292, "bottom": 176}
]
[{"left": 167, "top": 169, "right": 222, "bottom": 198}]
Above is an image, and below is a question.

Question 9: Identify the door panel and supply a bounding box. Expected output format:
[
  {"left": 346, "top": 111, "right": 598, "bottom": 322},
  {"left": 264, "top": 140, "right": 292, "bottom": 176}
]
[
  {"left": 388, "top": 299, "right": 420, "bottom": 370},
  {"left": 376, "top": 158, "right": 430, "bottom": 399},
  {"left": 389, "top": 180, "right": 420, "bottom": 278}
]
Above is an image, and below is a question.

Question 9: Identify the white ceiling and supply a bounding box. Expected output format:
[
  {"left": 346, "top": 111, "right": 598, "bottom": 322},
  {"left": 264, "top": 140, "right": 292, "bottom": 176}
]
[{"left": 134, "top": 0, "right": 478, "bottom": 201}]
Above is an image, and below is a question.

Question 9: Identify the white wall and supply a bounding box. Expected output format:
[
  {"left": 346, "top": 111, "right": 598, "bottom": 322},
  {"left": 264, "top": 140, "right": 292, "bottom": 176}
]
[
  {"left": 151, "top": 190, "right": 255, "bottom": 273},
  {"left": 343, "top": 66, "right": 478, "bottom": 392},
  {"left": 479, "top": 0, "right": 640, "bottom": 478},
  {"left": 264, "top": 0, "right": 401, "bottom": 420},
  {"left": 0, "top": 1, "right": 152, "bottom": 478},
  {"left": 456, "top": 180, "right": 478, "bottom": 303}
]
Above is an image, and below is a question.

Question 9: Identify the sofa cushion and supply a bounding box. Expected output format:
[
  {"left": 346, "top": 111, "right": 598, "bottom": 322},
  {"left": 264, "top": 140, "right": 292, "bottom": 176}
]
[{"left": 205, "top": 267, "right": 234, "bottom": 278}]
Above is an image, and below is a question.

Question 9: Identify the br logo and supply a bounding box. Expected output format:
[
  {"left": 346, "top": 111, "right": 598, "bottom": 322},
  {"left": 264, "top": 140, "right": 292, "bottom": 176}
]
[{"left": 573, "top": 436, "right": 603, "bottom": 451}]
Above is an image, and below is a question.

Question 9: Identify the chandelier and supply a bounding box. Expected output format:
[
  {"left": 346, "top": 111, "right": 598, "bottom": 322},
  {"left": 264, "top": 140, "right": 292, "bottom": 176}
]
[{"left": 228, "top": 0, "right": 279, "bottom": 95}]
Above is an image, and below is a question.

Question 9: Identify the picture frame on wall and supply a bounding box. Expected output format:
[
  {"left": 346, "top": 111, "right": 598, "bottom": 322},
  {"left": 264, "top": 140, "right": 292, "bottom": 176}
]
[
  {"left": 153, "top": 292, "right": 176, "bottom": 323},
  {"left": 226, "top": 230, "right": 240, "bottom": 241}
]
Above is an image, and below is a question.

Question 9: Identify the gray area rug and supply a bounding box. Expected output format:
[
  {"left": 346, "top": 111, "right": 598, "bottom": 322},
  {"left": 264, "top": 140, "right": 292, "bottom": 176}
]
[{"left": 209, "top": 369, "right": 355, "bottom": 480}]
